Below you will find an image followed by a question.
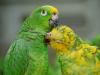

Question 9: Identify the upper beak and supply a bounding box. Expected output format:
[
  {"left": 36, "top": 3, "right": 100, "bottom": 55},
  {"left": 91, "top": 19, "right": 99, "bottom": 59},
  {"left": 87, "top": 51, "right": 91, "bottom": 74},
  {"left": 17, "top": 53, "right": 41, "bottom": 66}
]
[{"left": 49, "top": 13, "right": 59, "bottom": 29}]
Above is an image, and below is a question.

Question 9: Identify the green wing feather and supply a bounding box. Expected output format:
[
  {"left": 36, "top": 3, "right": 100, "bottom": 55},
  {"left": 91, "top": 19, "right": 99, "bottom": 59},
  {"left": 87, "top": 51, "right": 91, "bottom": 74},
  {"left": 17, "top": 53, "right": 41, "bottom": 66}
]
[{"left": 4, "top": 39, "right": 29, "bottom": 75}]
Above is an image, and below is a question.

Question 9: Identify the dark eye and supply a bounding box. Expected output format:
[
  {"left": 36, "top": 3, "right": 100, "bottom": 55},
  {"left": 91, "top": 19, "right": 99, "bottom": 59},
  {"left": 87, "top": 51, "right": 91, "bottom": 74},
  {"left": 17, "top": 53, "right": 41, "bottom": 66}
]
[{"left": 41, "top": 10, "right": 47, "bottom": 16}]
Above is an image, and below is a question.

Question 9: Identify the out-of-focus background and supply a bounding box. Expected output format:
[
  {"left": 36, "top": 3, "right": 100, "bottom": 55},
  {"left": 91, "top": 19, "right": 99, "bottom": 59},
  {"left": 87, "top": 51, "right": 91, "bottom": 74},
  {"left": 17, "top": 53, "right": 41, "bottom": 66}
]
[{"left": 0, "top": 0, "right": 100, "bottom": 65}]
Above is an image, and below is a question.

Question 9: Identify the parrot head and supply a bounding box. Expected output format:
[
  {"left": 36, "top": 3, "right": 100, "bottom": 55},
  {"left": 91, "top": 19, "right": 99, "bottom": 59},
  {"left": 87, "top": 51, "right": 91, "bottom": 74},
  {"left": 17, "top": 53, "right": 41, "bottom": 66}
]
[
  {"left": 30, "top": 5, "right": 59, "bottom": 31},
  {"left": 45, "top": 25, "right": 76, "bottom": 50}
]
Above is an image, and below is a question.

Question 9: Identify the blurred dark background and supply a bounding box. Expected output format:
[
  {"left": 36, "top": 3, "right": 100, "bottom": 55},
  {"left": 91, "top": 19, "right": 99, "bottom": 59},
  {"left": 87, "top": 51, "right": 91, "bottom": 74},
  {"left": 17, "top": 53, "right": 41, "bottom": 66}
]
[{"left": 0, "top": 0, "right": 100, "bottom": 61}]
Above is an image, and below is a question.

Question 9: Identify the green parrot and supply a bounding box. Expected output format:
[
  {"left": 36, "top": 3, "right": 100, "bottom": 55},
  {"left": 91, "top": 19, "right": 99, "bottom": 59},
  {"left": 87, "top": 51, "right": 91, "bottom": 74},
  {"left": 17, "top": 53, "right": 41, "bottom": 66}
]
[{"left": 4, "top": 5, "right": 59, "bottom": 75}]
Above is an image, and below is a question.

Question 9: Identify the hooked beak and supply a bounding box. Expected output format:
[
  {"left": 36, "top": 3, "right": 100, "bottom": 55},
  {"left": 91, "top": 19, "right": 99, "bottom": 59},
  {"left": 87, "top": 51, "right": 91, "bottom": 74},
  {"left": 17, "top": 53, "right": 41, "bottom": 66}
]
[
  {"left": 44, "top": 32, "right": 51, "bottom": 44},
  {"left": 49, "top": 13, "right": 59, "bottom": 29}
]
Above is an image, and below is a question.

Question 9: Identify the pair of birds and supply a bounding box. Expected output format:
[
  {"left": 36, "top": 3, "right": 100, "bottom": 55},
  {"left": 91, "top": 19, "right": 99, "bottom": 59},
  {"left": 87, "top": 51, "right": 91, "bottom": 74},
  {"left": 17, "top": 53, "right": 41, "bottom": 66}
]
[{"left": 3, "top": 5, "right": 100, "bottom": 75}]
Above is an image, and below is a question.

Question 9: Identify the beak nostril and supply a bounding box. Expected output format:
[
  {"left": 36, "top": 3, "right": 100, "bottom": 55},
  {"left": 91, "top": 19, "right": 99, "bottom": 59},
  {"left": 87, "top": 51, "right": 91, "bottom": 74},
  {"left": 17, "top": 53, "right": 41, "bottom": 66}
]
[
  {"left": 47, "top": 33, "right": 51, "bottom": 37},
  {"left": 49, "top": 33, "right": 51, "bottom": 36},
  {"left": 53, "top": 12, "right": 56, "bottom": 15},
  {"left": 47, "top": 33, "right": 51, "bottom": 36}
]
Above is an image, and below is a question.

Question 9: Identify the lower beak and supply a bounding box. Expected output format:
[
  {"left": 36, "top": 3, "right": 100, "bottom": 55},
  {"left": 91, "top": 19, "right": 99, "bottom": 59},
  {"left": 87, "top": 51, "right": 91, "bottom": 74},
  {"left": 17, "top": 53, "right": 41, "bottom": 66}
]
[
  {"left": 49, "top": 14, "right": 59, "bottom": 29},
  {"left": 44, "top": 33, "right": 51, "bottom": 44}
]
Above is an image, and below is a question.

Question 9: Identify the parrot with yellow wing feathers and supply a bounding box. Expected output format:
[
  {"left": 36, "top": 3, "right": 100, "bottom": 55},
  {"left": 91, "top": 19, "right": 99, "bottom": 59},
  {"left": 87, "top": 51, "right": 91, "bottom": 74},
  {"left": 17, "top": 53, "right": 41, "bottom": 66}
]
[{"left": 46, "top": 25, "right": 100, "bottom": 75}]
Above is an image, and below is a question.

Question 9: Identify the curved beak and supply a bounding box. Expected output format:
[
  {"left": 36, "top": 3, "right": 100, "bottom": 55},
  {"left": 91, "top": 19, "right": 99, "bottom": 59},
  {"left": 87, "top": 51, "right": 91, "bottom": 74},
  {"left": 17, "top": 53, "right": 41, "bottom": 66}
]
[
  {"left": 49, "top": 13, "right": 59, "bottom": 29},
  {"left": 44, "top": 32, "right": 51, "bottom": 44}
]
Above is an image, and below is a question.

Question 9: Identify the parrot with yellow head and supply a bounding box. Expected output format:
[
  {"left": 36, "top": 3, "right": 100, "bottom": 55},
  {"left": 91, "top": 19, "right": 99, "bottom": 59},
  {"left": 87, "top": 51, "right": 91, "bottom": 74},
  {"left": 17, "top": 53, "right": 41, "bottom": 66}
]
[{"left": 46, "top": 25, "right": 100, "bottom": 75}]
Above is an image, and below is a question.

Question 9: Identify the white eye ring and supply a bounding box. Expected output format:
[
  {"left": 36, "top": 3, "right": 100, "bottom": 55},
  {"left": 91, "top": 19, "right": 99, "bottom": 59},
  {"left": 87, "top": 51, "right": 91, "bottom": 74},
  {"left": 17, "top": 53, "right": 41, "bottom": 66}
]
[{"left": 41, "top": 10, "right": 47, "bottom": 16}]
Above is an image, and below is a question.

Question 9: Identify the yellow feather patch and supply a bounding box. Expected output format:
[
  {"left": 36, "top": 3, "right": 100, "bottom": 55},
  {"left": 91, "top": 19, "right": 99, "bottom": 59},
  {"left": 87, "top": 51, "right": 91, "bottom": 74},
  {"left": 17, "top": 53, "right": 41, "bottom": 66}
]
[{"left": 50, "top": 6, "right": 58, "bottom": 14}]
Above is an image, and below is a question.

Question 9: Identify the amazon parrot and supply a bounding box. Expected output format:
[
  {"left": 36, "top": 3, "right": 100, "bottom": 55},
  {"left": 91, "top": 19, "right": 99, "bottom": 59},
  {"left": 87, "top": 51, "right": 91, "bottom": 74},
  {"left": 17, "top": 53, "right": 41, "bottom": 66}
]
[
  {"left": 4, "top": 5, "right": 59, "bottom": 75},
  {"left": 46, "top": 25, "right": 100, "bottom": 75}
]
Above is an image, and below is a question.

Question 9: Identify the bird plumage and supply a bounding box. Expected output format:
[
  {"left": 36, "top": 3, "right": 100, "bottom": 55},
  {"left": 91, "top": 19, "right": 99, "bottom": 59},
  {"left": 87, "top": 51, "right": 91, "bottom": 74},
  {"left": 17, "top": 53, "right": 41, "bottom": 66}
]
[
  {"left": 4, "top": 5, "right": 59, "bottom": 75},
  {"left": 46, "top": 25, "right": 100, "bottom": 75}
]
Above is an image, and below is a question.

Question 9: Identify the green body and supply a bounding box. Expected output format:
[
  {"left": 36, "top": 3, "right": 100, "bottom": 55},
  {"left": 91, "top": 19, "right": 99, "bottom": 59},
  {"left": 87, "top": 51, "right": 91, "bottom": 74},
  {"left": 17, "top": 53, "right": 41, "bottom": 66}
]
[
  {"left": 5, "top": 35, "right": 48, "bottom": 75},
  {"left": 4, "top": 5, "right": 58, "bottom": 75}
]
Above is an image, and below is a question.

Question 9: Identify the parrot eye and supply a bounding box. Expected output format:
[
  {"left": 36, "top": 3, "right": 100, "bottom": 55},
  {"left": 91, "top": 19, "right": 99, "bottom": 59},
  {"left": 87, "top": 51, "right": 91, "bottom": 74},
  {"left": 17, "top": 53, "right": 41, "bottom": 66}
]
[{"left": 41, "top": 10, "right": 47, "bottom": 16}]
